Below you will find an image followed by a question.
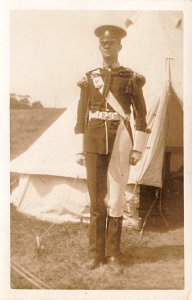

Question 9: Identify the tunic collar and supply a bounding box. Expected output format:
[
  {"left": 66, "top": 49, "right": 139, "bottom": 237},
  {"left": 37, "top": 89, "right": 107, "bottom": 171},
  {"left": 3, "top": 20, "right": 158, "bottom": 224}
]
[{"left": 103, "top": 61, "right": 120, "bottom": 70}]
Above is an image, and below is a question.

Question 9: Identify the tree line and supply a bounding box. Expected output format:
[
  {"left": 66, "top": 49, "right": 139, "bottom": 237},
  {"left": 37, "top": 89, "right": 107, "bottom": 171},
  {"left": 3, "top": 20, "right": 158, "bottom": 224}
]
[{"left": 10, "top": 94, "right": 44, "bottom": 109}]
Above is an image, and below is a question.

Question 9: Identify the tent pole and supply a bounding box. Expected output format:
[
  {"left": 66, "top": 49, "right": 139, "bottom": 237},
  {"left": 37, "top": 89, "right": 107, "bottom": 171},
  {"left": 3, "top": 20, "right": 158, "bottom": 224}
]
[
  {"left": 137, "top": 187, "right": 169, "bottom": 243},
  {"left": 165, "top": 57, "right": 174, "bottom": 85},
  {"left": 158, "top": 189, "right": 169, "bottom": 228}
]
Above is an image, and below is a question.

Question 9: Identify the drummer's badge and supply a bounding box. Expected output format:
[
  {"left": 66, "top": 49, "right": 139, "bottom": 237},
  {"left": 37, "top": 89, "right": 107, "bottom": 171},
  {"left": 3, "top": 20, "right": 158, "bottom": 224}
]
[{"left": 91, "top": 70, "right": 104, "bottom": 90}]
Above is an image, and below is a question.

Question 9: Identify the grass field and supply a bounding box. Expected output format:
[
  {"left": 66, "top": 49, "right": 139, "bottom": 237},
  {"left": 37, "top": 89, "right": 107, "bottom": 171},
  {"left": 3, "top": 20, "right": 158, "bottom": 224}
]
[
  {"left": 10, "top": 109, "right": 184, "bottom": 290},
  {"left": 10, "top": 108, "right": 65, "bottom": 192},
  {"left": 10, "top": 108, "right": 65, "bottom": 161}
]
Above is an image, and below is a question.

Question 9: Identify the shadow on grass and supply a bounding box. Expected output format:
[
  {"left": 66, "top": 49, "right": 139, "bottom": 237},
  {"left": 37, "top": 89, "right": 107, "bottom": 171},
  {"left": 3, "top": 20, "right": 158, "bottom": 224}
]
[{"left": 120, "top": 244, "right": 184, "bottom": 267}]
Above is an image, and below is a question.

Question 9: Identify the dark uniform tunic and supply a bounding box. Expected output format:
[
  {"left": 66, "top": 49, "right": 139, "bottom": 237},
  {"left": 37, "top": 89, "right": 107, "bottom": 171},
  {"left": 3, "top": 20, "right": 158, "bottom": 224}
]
[
  {"left": 75, "top": 65, "right": 147, "bottom": 261},
  {"left": 75, "top": 66, "right": 147, "bottom": 153}
]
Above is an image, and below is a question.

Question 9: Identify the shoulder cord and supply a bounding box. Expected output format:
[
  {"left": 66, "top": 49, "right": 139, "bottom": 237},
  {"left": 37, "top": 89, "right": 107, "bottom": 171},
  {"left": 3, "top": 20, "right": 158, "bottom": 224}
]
[{"left": 102, "top": 68, "right": 112, "bottom": 100}]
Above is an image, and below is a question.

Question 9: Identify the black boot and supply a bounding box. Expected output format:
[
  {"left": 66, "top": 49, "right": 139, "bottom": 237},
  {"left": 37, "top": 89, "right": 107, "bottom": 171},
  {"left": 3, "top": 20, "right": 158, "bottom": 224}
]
[
  {"left": 85, "top": 152, "right": 110, "bottom": 269},
  {"left": 106, "top": 215, "right": 123, "bottom": 258},
  {"left": 87, "top": 212, "right": 107, "bottom": 269},
  {"left": 105, "top": 215, "right": 123, "bottom": 273}
]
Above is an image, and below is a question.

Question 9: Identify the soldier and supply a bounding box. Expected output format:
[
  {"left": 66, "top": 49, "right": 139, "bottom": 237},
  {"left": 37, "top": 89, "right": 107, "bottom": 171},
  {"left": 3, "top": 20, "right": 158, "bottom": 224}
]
[{"left": 74, "top": 25, "right": 148, "bottom": 270}]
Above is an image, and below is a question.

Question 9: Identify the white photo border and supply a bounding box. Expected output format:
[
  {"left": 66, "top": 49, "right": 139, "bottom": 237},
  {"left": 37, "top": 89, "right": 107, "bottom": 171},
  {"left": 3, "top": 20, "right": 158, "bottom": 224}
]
[{"left": 0, "top": 0, "right": 192, "bottom": 299}]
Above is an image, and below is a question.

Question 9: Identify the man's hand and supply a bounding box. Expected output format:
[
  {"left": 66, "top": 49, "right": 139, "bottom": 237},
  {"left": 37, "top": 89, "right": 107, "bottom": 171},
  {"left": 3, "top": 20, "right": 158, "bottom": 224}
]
[
  {"left": 129, "top": 150, "right": 142, "bottom": 166},
  {"left": 75, "top": 153, "right": 86, "bottom": 166}
]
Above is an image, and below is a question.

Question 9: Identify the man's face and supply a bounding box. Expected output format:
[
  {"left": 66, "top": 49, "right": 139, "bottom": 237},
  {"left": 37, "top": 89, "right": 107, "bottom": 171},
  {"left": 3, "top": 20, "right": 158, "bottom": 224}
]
[{"left": 99, "top": 38, "right": 122, "bottom": 60}]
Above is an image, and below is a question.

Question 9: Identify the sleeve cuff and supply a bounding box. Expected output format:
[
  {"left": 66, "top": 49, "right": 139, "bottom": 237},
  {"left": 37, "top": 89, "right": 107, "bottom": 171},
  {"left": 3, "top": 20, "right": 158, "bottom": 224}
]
[
  {"left": 133, "top": 130, "right": 147, "bottom": 153},
  {"left": 75, "top": 133, "right": 84, "bottom": 154}
]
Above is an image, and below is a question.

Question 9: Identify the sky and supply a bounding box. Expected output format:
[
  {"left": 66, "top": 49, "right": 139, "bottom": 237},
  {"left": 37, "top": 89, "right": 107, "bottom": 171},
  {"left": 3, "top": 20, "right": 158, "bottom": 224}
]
[
  {"left": 10, "top": 10, "right": 183, "bottom": 108},
  {"left": 10, "top": 10, "right": 134, "bottom": 108}
]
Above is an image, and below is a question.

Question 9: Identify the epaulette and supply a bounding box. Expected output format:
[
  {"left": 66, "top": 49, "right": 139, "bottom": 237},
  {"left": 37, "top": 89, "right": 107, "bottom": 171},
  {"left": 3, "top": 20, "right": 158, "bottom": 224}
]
[
  {"left": 132, "top": 72, "right": 146, "bottom": 87},
  {"left": 77, "top": 76, "right": 88, "bottom": 88},
  {"left": 124, "top": 67, "right": 134, "bottom": 75},
  {"left": 123, "top": 68, "right": 145, "bottom": 87},
  {"left": 125, "top": 70, "right": 146, "bottom": 95}
]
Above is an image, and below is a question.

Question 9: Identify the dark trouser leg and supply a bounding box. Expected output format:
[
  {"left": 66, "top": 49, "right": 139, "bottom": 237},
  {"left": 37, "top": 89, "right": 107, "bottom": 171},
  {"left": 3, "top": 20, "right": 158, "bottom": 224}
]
[
  {"left": 86, "top": 153, "right": 110, "bottom": 262},
  {"left": 106, "top": 215, "right": 123, "bottom": 257}
]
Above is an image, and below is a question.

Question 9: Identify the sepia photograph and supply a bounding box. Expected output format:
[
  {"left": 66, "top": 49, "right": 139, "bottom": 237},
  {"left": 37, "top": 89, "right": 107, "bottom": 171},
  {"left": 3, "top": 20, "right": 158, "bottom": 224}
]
[
  {"left": 10, "top": 8, "right": 184, "bottom": 288},
  {"left": 1, "top": 1, "right": 192, "bottom": 299}
]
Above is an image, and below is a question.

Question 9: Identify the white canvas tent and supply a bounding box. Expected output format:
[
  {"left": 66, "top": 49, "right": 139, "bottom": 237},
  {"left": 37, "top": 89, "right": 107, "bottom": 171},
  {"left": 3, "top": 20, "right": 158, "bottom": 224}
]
[{"left": 11, "top": 11, "right": 183, "bottom": 223}]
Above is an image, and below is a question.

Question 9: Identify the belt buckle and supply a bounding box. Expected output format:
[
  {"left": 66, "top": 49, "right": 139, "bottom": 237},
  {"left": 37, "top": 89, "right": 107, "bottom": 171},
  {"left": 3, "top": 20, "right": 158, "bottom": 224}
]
[{"left": 102, "top": 111, "right": 109, "bottom": 120}]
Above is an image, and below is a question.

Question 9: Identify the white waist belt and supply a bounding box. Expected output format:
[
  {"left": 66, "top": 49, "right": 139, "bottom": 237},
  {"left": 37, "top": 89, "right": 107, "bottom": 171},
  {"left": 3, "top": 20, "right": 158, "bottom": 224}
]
[{"left": 89, "top": 111, "right": 130, "bottom": 121}]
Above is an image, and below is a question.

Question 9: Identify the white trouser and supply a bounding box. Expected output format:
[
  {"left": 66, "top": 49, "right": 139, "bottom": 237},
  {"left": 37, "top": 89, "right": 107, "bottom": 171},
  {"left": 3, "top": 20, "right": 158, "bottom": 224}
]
[{"left": 105, "top": 120, "right": 132, "bottom": 217}]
